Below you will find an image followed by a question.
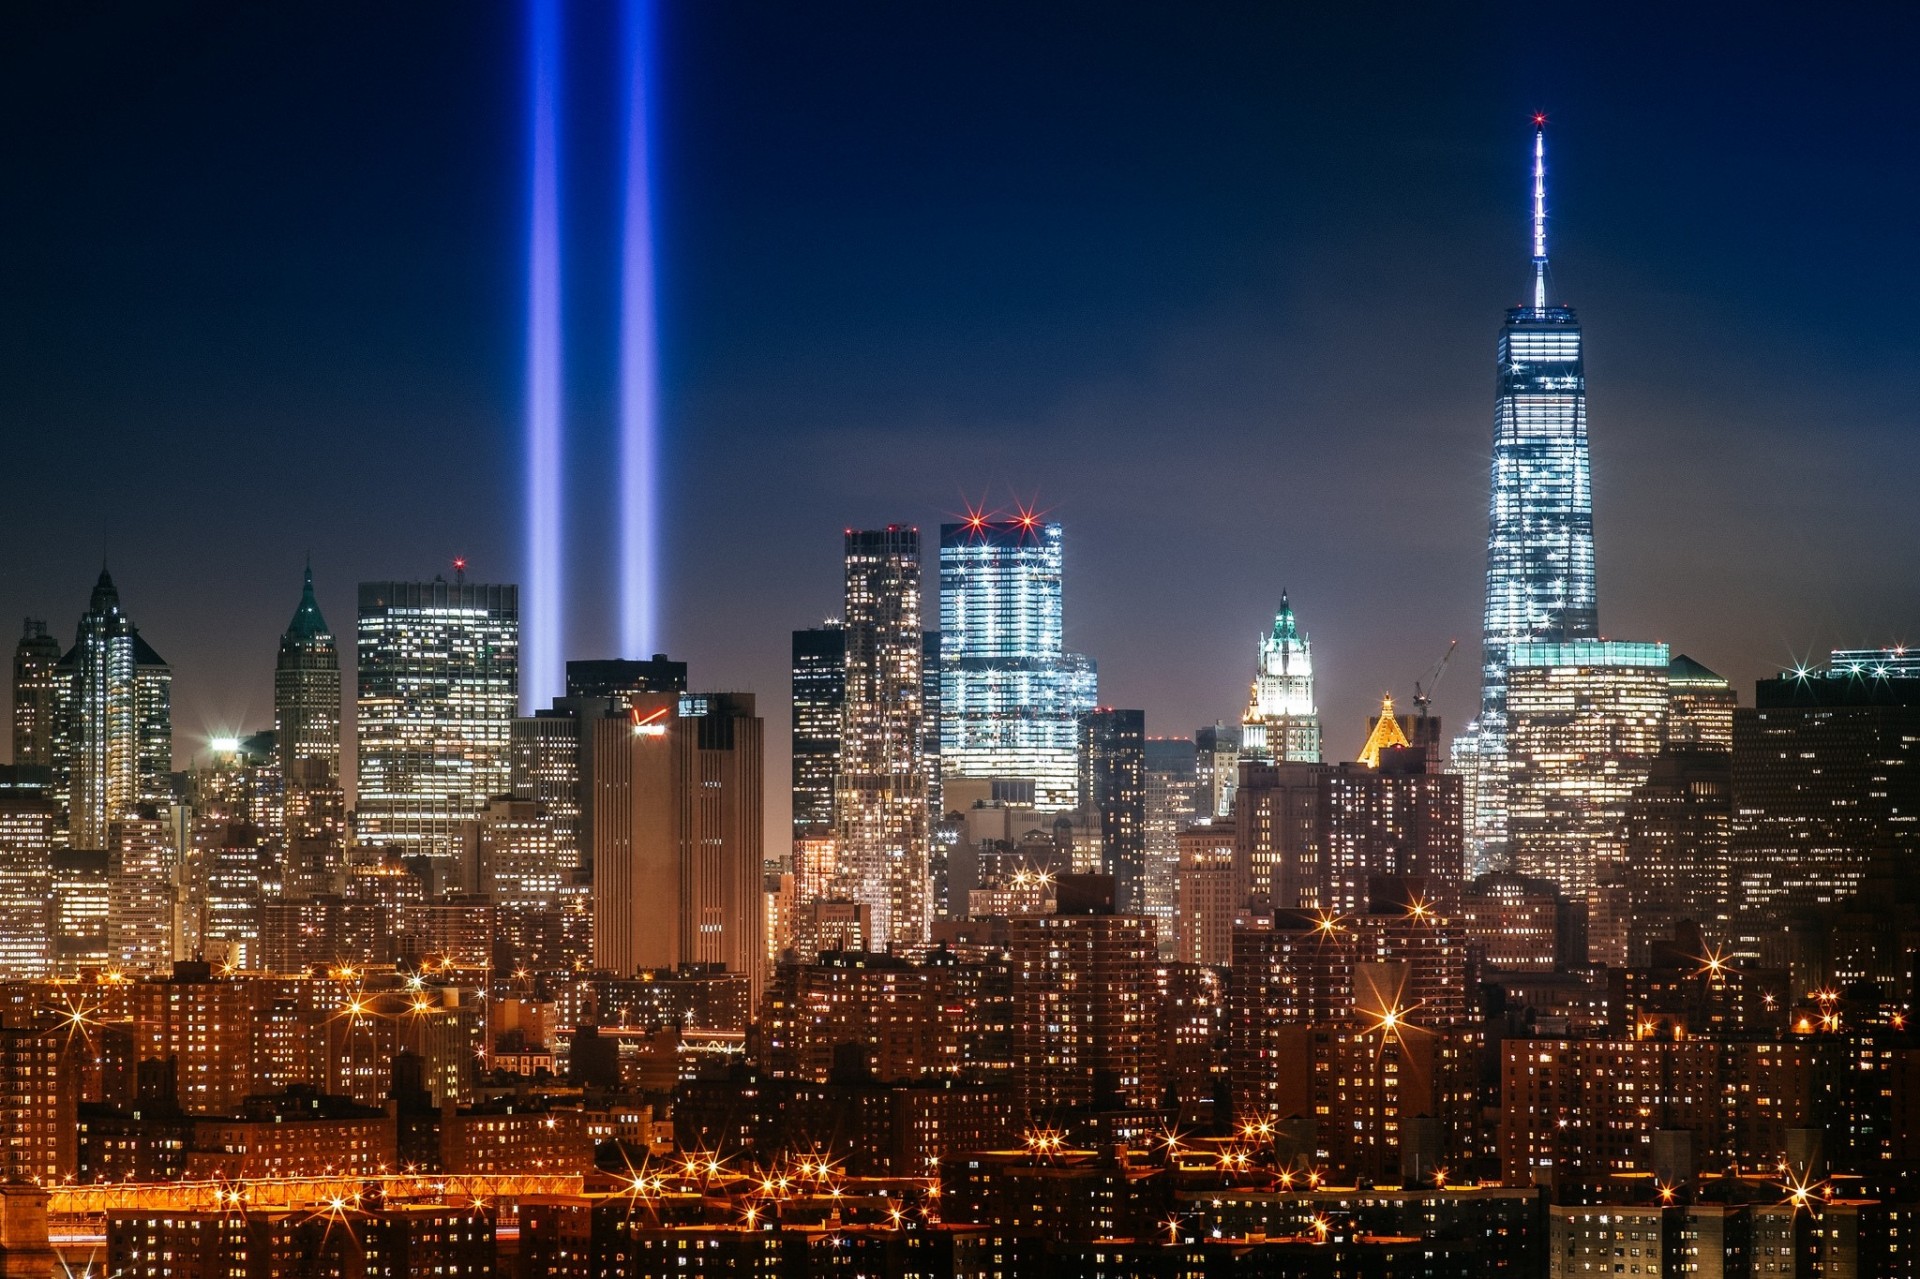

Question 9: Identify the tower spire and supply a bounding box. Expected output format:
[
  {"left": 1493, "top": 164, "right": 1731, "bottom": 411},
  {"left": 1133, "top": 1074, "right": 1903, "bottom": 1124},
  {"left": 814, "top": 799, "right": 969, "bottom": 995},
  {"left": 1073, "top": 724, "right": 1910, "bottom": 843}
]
[{"left": 1531, "top": 115, "right": 1548, "bottom": 310}]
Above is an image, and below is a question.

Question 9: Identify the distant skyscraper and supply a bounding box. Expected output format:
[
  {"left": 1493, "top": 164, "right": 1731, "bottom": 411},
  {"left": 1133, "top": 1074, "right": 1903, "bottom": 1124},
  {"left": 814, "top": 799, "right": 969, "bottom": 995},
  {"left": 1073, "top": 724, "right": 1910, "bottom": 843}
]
[
  {"left": 591, "top": 691, "right": 765, "bottom": 999},
  {"left": 1461, "top": 120, "right": 1599, "bottom": 872},
  {"left": 0, "top": 787, "right": 55, "bottom": 976},
  {"left": 1505, "top": 640, "right": 1668, "bottom": 901},
  {"left": 54, "top": 569, "right": 173, "bottom": 849},
  {"left": 274, "top": 564, "right": 341, "bottom": 798},
  {"left": 1079, "top": 708, "right": 1146, "bottom": 912},
  {"left": 1665, "top": 654, "right": 1736, "bottom": 751},
  {"left": 836, "top": 528, "right": 929, "bottom": 947},
  {"left": 1142, "top": 737, "right": 1201, "bottom": 937},
  {"left": 1241, "top": 592, "right": 1322, "bottom": 764},
  {"left": 938, "top": 517, "right": 1096, "bottom": 811},
  {"left": 1729, "top": 651, "right": 1920, "bottom": 945},
  {"left": 11, "top": 619, "right": 61, "bottom": 769},
  {"left": 355, "top": 576, "right": 519, "bottom": 865},
  {"left": 109, "top": 811, "right": 177, "bottom": 973},
  {"left": 790, "top": 624, "right": 846, "bottom": 845}
]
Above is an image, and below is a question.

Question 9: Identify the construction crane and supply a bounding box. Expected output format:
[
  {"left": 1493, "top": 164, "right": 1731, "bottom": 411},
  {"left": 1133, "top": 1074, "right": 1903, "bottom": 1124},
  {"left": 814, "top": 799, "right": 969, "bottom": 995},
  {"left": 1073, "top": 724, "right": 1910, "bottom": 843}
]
[{"left": 1412, "top": 640, "right": 1458, "bottom": 719}]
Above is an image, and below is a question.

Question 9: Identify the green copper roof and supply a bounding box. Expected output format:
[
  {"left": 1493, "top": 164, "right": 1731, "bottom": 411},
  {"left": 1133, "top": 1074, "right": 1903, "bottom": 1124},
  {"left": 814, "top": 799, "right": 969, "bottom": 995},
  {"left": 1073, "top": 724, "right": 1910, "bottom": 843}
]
[
  {"left": 284, "top": 563, "right": 332, "bottom": 642},
  {"left": 1270, "top": 590, "right": 1299, "bottom": 642}
]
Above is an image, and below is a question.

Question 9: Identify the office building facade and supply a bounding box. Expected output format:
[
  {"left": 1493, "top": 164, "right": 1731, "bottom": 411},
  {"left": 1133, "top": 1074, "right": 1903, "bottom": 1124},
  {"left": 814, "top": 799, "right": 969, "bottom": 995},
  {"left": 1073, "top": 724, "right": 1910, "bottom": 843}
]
[
  {"left": 791, "top": 624, "right": 846, "bottom": 845},
  {"left": 1079, "top": 707, "right": 1146, "bottom": 912},
  {"left": 835, "top": 528, "right": 930, "bottom": 947},
  {"left": 11, "top": 619, "right": 61, "bottom": 769},
  {"left": 274, "top": 564, "right": 341, "bottom": 800},
  {"left": 355, "top": 577, "right": 519, "bottom": 864},
  {"left": 1505, "top": 640, "right": 1669, "bottom": 898},
  {"left": 54, "top": 569, "right": 173, "bottom": 849},
  {"left": 592, "top": 692, "right": 766, "bottom": 1000},
  {"left": 938, "top": 518, "right": 1096, "bottom": 812}
]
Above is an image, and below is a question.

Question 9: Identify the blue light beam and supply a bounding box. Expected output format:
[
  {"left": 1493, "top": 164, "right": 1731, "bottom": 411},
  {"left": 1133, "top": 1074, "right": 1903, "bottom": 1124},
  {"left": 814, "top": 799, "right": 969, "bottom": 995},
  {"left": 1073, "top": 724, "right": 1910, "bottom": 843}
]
[
  {"left": 524, "top": 0, "right": 564, "bottom": 710},
  {"left": 619, "top": 0, "right": 659, "bottom": 659}
]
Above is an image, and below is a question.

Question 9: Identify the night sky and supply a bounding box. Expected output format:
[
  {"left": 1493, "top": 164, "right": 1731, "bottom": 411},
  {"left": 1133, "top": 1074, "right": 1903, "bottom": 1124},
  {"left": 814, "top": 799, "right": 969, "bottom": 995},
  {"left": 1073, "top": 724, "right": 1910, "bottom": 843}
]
[{"left": 6, "top": 4, "right": 1920, "bottom": 844}]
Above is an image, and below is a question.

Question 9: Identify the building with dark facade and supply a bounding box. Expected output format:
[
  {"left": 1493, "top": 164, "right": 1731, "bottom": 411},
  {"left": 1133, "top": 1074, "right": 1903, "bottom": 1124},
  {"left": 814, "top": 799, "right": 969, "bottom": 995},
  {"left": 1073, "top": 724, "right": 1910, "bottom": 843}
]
[{"left": 1079, "top": 707, "right": 1146, "bottom": 912}]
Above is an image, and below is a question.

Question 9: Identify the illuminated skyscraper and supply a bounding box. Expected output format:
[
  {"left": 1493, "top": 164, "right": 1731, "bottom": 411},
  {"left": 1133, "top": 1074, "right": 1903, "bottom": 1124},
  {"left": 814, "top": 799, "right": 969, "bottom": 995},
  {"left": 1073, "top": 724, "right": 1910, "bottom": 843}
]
[
  {"left": 1142, "top": 737, "right": 1201, "bottom": 936},
  {"left": 272, "top": 564, "right": 339, "bottom": 856},
  {"left": 938, "top": 517, "right": 1096, "bottom": 811},
  {"left": 54, "top": 569, "right": 173, "bottom": 849},
  {"left": 1729, "top": 650, "right": 1920, "bottom": 945},
  {"left": 790, "top": 624, "right": 846, "bottom": 845},
  {"left": 274, "top": 564, "right": 341, "bottom": 798},
  {"left": 355, "top": 576, "right": 519, "bottom": 865},
  {"left": 1241, "top": 592, "right": 1321, "bottom": 764},
  {"left": 1505, "top": 640, "right": 1669, "bottom": 901},
  {"left": 11, "top": 619, "right": 61, "bottom": 769},
  {"left": 1666, "top": 654, "right": 1736, "bottom": 750},
  {"left": 0, "top": 787, "right": 55, "bottom": 977},
  {"left": 836, "top": 528, "right": 929, "bottom": 946},
  {"left": 1461, "top": 120, "right": 1598, "bottom": 871},
  {"left": 109, "top": 811, "right": 177, "bottom": 973}
]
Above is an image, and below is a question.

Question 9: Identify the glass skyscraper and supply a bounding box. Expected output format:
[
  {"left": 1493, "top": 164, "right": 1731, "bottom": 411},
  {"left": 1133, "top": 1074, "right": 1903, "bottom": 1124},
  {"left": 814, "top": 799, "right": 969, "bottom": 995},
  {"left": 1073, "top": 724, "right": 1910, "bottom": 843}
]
[
  {"left": 53, "top": 569, "right": 173, "bottom": 850},
  {"left": 355, "top": 576, "right": 519, "bottom": 865},
  {"left": 938, "top": 518, "right": 1096, "bottom": 811},
  {"left": 1461, "top": 120, "right": 1598, "bottom": 870},
  {"left": 836, "top": 528, "right": 929, "bottom": 947}
]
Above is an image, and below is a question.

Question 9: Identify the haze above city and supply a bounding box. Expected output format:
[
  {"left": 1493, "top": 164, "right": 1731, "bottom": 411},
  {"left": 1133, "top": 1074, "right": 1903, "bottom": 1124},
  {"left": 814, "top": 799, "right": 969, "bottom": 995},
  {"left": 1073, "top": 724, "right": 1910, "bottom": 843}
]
[{"left": 6, "top": 3, "right": 1919, "bottom": 850}]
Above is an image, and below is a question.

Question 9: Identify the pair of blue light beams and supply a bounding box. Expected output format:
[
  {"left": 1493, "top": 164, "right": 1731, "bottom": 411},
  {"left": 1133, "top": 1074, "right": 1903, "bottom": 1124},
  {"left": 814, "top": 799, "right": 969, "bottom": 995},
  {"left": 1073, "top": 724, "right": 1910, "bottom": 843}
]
[{"left": 525, "top": 0, "right": 658, "bottom": 710}]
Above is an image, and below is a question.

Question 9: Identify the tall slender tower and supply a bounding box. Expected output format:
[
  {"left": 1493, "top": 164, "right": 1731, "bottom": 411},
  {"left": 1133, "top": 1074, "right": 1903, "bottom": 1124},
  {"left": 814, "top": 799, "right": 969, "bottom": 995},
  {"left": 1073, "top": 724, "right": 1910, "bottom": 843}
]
[
  {"left": 1462, "top": 118, "right": 1597, "bottom": 871},
  {"left": 274, "top": 564, "right": 341, "bottom": 793},
  {"left": 54, "top": 570, "right": 172, "bottom": 849},
  {"left": 836, "top": 528, "right": 929, "bottom": 947}
]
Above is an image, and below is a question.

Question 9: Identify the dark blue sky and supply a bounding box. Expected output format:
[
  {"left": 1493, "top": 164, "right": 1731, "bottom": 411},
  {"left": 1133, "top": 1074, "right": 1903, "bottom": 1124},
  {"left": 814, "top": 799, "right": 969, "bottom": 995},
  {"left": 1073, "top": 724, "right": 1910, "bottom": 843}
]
[{"left": 6, "top": 4, "right": 1918, "bottom": 837}]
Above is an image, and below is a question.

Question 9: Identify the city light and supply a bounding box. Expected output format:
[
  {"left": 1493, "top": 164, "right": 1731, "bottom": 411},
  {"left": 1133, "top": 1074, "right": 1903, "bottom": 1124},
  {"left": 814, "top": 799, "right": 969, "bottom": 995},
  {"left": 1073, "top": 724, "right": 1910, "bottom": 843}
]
[
  {"left": 523, "top": 0, "right": 564, "bottom": 711},
  {"left": 619, "top": 0, "right": 661, "bottom": 659}
]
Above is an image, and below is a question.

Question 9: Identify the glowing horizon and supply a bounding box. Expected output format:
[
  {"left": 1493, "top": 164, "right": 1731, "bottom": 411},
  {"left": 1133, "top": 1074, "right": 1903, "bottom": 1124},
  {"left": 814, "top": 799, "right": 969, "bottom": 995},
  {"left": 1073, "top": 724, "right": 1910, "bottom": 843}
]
[
  {"left": 523, "top": 0, "right": 563, "bottom": 711},
  {"left": 619, "top": 0, "right": 660, "bottom": 659}
]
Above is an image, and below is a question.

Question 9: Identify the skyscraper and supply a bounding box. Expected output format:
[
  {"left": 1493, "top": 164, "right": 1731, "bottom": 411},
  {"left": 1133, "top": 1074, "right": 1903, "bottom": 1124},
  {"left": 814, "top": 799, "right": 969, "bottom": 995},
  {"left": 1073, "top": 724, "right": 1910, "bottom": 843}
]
[
  {"left": 109, "top": 811, "right": 177, "bottom": 973},
  {"left": 0, "top": 787, "right": 55, "bottom": 977},
  {"left": 1241, "top": 593, "right": 1322, "bottom": 764},
  {"left": 1461, "top": 120, "right": 1599, "bottom": 871},
  {"left": 355, "top": 576, "right": 519, "bottom": 865},
  {"left": 790, "top": 624, "right": 846, "bottom": 845},
  {"left": 591, "top": 692, "right": 765, "bottom": 999},
  {"left": 1142, "top": 737, "right": 1202, "bottom": 937},
  {"left": 938, "top": 517, "right": 1096, "bottom": 811},
  {"left": 1505, "top": 640, "right": 1669, "bottom": 900},
  {"left": 11, "top": 619, "right": 61, "bottom": 769},
  {"left": 1079, "top": 708, "right": 1146, "bottom": 912},
  {"left": 836, "top": 528, "right": 929, "bottom": 947},
  {"left": 1666, "top": 654, "right": 1737, "bottom": 751},
  {"left": 55, "top": 569, "right": 173, "bottom": 849},
  {"left": 275, "top": 564, "right": 341, "bottom": 823},
  {"left": 1729, "top": 652, "right": 1920, "bottom": 945}
]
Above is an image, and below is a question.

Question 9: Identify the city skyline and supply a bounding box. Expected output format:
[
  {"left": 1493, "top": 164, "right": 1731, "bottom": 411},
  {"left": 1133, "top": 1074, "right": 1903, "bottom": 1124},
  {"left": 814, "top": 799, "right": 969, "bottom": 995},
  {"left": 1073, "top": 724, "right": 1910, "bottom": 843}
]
[
  {"left": 8, "top": 10, "right": 1920, "bottom": 1270},
  {"left": 6, "top": 7, "right": 1919, "bottom": 856}
]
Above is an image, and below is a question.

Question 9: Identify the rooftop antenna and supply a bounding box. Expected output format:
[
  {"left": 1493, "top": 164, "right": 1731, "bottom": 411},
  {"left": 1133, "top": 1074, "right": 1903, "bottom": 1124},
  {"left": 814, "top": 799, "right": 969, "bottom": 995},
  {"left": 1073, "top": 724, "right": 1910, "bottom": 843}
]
[{"left": 1531, "top": 115, "right": 1549, "bottom": 311}]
